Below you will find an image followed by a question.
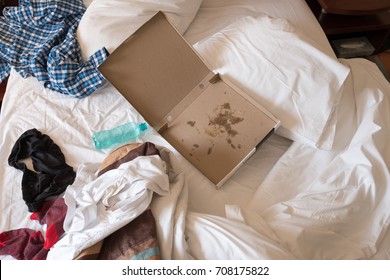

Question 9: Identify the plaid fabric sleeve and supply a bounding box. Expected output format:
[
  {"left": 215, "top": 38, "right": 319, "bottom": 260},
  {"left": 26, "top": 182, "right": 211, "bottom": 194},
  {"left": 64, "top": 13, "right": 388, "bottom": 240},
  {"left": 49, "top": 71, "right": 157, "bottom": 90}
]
[
  {"left": 0, "top": 60, "right": 11, "bottom": 82},
  {"left": 0, "top": 16, "right": 13, "bottom": 82},
  {"left": 0, "top": 0, "right": 109, "bottom": 98},
  {"left": 44, "top": 27, "right": 109, "bottom": 98}
]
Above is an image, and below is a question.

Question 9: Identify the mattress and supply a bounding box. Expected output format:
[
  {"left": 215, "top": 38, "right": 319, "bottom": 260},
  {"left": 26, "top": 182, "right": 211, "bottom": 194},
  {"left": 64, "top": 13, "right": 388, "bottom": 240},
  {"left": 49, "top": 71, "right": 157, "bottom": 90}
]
[{"left": 1, "top": 0, "right": 389, "bottom": 261}]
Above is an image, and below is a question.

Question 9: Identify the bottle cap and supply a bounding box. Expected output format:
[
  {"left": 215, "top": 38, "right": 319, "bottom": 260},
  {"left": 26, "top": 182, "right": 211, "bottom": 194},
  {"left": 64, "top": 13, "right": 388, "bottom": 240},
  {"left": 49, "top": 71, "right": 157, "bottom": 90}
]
[{"left": 139, "top": 123, "right": 148, "bottom": 131}]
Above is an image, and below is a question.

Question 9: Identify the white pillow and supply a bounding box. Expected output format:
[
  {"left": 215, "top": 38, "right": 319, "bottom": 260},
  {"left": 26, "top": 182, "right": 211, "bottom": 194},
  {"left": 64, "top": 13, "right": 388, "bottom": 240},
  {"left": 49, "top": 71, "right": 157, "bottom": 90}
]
[
  {"left": 77, "top": 0, "right": 203, "bottom": 61},
  {"left": 193, "top": 15, "right": 350, "bottom": 149}
]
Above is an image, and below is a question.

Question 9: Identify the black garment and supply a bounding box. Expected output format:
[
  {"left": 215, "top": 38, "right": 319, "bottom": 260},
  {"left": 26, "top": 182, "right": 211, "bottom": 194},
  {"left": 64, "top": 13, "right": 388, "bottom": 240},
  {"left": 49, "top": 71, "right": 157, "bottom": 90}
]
[{"left": 8, "top": 128, "right": 76, "bottom": 212}]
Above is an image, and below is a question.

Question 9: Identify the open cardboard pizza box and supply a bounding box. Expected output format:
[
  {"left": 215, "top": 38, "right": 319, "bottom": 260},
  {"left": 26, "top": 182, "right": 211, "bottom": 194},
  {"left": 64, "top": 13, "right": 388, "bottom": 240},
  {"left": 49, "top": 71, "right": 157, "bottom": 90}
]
[{"left": 98, "top": 11, "right": 280, "bottom": 188}]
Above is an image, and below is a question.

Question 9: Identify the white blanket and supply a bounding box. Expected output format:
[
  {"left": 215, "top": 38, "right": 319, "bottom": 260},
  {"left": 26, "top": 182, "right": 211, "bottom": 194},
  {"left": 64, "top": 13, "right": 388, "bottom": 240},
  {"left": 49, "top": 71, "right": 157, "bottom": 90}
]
[{"left": 186, "top": 58, "right": 390, "bottom": 260}]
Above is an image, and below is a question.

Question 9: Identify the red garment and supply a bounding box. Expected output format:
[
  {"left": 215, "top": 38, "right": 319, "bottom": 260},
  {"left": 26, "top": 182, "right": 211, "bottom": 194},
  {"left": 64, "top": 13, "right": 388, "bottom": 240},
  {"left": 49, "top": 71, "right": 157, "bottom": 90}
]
[
  {"left": 0, "top": 229, "right": 46, "bottom": 260},
  {"left": 0, "top": 198, "right": 67, "bottom": 260}
]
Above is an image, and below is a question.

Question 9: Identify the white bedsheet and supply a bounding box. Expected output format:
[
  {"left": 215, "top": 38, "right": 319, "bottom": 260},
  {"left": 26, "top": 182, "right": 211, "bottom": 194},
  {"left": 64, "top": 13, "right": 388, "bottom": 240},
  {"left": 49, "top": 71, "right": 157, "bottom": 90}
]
[
  {"left": 1, "top": 0, "right": 389, "bottom": 260},
  {"left": 0, "top": 72, "right": 192, "bottom": 260},
  {"left": 186, "top": 58, "right": 390, "bottom": 260}
]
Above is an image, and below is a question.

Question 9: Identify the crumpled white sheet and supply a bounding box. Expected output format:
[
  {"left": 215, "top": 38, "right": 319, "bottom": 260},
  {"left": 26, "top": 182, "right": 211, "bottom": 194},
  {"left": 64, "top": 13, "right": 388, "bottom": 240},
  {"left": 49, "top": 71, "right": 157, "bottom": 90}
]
[
  {"left": 47, "top": 146, "right": 191, "bottom": 260},
  {"left": 187, "top": 59, "right": 390, "bottom": 259},
  {"left": 1, "top": 0, "right": 389, "bottom": 261},
  {"left": 186, "top": 210, "right": 295, "bottom": 260},
  {"left": 0, "top": 69, "right": 190, "bottom": 261},
  {"left": 47, "top": 154, "right": 169, "bottom": 259},
  {"left": 243, "top": 58, "right": 390, "bottom": 259},
  {"left": 186, "top": 58, "right": 390, "bottom": 260}
]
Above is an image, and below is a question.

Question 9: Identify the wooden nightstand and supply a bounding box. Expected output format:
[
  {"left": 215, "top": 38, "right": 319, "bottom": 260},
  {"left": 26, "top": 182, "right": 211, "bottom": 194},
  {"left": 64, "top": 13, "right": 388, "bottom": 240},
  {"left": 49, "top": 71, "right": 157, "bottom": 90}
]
[
  {"left": 305, "top": 0, "right": 390, "bottom": 55},
  {"left": 317, "top": 0, "right": 390, "bottom": 15}
]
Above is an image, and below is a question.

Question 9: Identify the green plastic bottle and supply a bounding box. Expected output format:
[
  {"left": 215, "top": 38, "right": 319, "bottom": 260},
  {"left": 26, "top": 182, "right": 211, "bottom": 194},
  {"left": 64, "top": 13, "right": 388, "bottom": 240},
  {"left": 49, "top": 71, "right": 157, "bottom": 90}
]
[{"left": 92, "top": 122, "right": 148, "bottom": 150}]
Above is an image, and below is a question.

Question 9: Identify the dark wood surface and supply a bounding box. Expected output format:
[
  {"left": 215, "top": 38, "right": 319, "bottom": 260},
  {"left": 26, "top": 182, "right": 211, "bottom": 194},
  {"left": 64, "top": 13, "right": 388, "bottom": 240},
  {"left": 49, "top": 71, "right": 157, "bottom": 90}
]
[
  {"left": 0, "top": 0, "right": 18, "bottom": 13},
  {"left": 0, "top": 77, "right": 7, "bottom": 109},
  {"left": 306, "top": 0, "right": 390, "bottom": 54},
  {"left": 318, "top": 10, "right": 390, "bottom": 35},
  {"left": 0, "top": 77, "right": 7, "bottom": 99},
  {"left": 318, "top": 0, "right": 390, "bottom": 15}
]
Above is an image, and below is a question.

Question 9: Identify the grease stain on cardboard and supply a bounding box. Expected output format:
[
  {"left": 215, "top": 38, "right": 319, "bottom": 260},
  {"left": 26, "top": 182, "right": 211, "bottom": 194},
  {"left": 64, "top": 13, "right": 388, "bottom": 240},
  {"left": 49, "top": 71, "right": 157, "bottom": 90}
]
[{"left": 186, "top": 102, "right": 244, "bottom": 156}]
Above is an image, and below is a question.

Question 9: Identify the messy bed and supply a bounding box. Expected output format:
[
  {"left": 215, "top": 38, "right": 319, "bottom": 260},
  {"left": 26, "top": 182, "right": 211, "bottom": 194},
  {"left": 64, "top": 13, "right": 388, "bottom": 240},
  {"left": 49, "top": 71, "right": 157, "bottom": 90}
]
[{"left": 1, "top": 0, "right": 389, "bottom": 260}]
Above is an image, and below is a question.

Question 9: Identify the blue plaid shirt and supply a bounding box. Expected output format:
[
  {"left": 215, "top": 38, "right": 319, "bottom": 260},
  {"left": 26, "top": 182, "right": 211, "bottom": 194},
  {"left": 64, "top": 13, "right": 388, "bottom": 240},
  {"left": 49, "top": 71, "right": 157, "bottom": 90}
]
[{"left": 0, "top": 0, "right": 108, "bottom": 98}]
